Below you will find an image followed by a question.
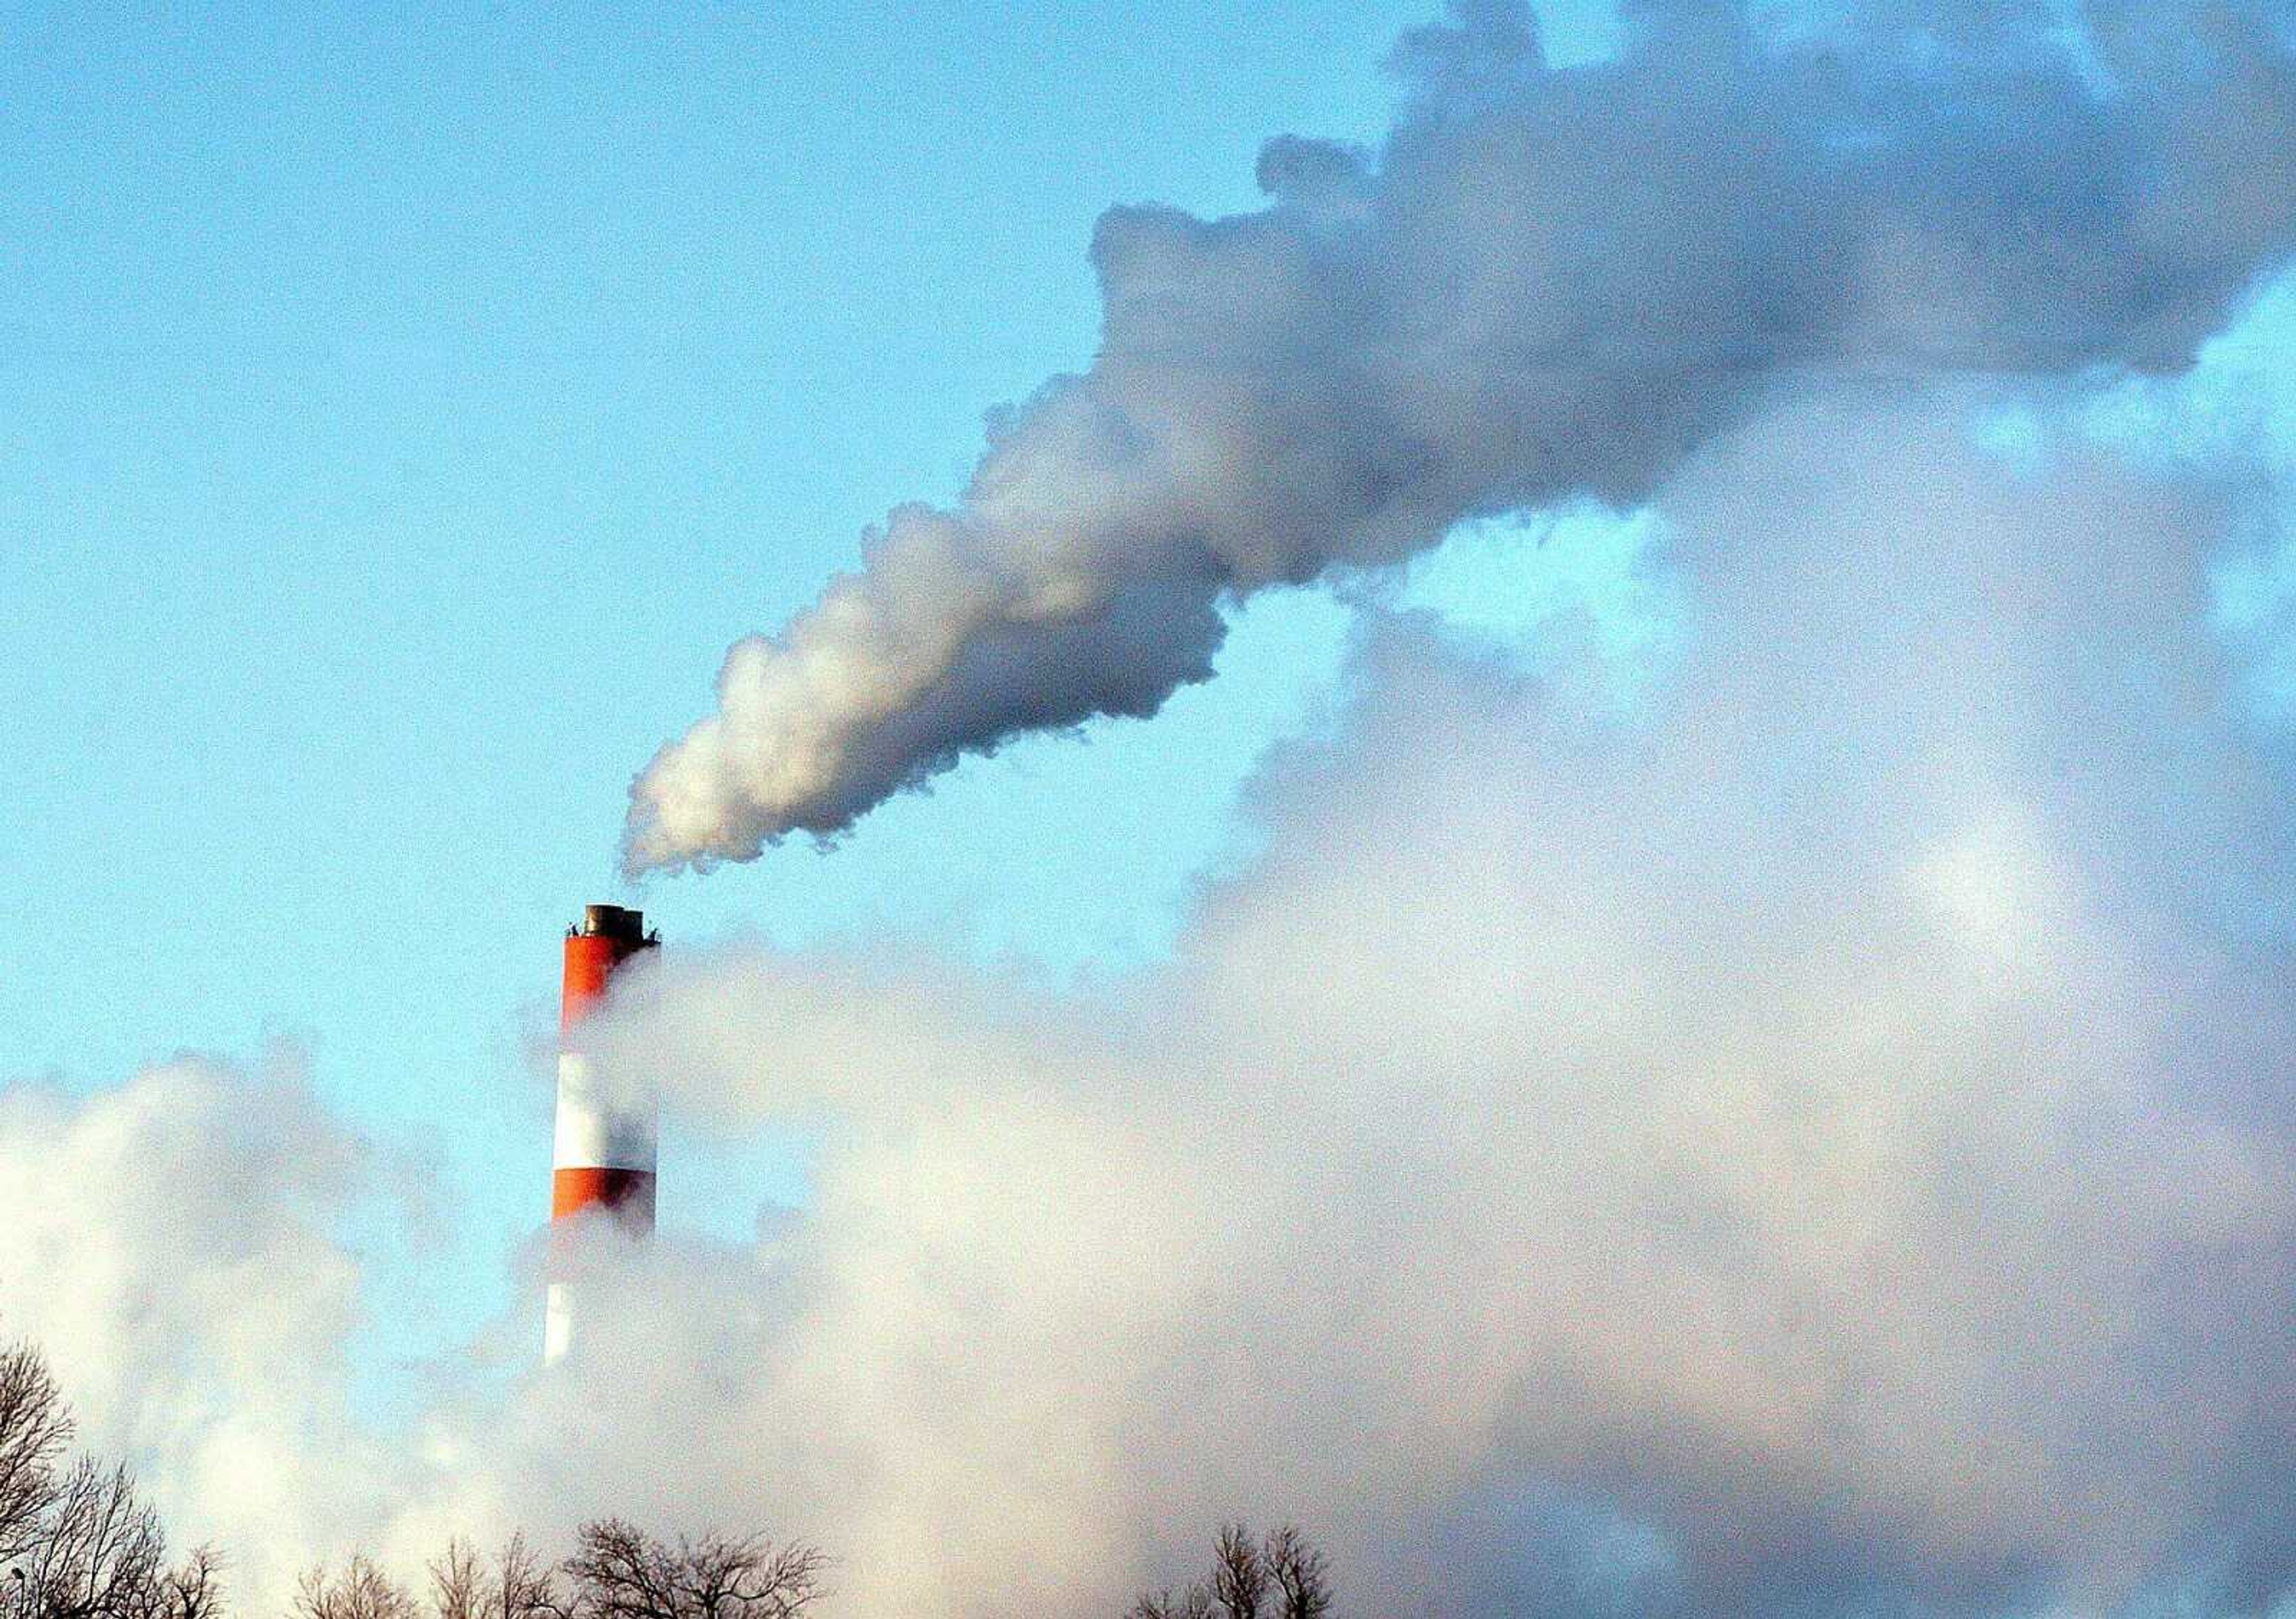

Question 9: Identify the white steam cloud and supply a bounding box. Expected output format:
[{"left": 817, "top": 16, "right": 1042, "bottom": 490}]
[
  {"left": 0, "top": 1057, "right": 396, "bottom": 1600},
  {"left": 624, "top": 0, "right": 2296, "bottom": 873},
  {"left": 588, "top": 400, "right": 2296, "bottom": 1614},
  {"left": 19, "top": 387, "right": 2296, "bottom": 1616}
]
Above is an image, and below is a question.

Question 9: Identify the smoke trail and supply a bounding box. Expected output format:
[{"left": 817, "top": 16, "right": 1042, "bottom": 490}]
[{"left": 624, "top": 0, "right": 2296, "bottom": 873}]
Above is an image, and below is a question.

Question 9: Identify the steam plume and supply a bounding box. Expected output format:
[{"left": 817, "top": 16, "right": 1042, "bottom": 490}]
[
  {"left": 17, "top": 381, "right": 2296, "bottom": 1615},
  {"left": 625, "top": 0, "right": 2296, "bottom": 873}
]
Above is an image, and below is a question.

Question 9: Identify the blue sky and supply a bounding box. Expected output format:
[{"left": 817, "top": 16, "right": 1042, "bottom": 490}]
[{"left": 0, "top": 1, "right": 1624, "bottom": 1376}]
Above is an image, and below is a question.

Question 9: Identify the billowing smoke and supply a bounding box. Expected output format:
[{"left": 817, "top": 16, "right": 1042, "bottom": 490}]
[
  {"left": 0, "top": 1056, "right": 399, "bottom": 1599},
  {"left": 624, "top": 0, "right": 2296, "bottom": 873},
  {"left": 582, "top": 397, "right": 2296, "bottom": 1615},
  {"left": 25, "top": 377, "right": 2294, "bottom": 1616}
]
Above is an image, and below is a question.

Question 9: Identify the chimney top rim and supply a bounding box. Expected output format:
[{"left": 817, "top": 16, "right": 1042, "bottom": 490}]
[{"left": 578, "top": 903, "right": 648, "bottom": 942}]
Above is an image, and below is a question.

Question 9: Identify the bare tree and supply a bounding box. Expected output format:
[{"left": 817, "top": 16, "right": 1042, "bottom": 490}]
[
  {"left": 565, "top": 1522, "right": 822, "bottom": 1619},
  {"left": 294, "top": 1555, "right": 419, "bottom": 1619},
  {"left": 1127, "top": 1588, "right": 1214, "bottom": 1619},
  {"left": 1261, "top": 1529, "right": 1329, "bottom": 1619},
  {"left": 1131, "top": 1527, "right": 1332, "bottom": 1619},
  {"left": 0, "top": 1344, "right": 71, "bottom": 1565},
  {"left": 676, "top": 1534, "right": 825, "bottom": 1619},
  {"left": 0, "top": 1342, "right": 208, "bottom": 1619},
  {"left": 26, "top": 1460, "right": 164, "bottom": 1619},
  {"left": 561, "top": 1522, "right": 673, "bottom": 1619},
  {"left": 489, "top": 1534, "right": 561, "bottom": 1619},
  {"left": 1210, "top": 1526, "right": 1264, "bottom": 1619},
  {"left": 109, "top": 1544, "right": 219, "bottom": 1619},
  {"left": 154, "top": 1549, "right": 222, "bottom": 1619},
  {"left": 429, "top": 1541, "right": 486, "bottom": 1619}
]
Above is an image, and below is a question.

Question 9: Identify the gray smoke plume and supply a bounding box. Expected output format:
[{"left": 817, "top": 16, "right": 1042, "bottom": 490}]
[{"left": 624, "top": 0, "right": 2296, "bottom": 873}]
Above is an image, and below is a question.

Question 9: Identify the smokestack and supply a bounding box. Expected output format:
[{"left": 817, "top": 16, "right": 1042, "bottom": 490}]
[{"left": 544, "top": 903, "right": 658, "bottom": 1364}]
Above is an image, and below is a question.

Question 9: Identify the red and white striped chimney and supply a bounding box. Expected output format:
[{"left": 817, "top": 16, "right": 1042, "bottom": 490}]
[{"left": 545, "top": 902, "right": 658, "bottom": 1363}]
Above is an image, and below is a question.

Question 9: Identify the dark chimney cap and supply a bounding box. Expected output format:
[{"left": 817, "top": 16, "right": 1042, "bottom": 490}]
[{"left": 580, "top": 903, "right": 647, "bottom": 941}]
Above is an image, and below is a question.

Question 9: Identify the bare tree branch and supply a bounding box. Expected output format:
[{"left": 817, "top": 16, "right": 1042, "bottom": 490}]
[
  {"left": 27, "top": 1460, "right": 163, "bottom": 1619},
  {"left": 157, "top": 1549, "right": 221, "bottom": 1619},
  {"left": 563, "top": 1520, "right": 673, "bottom": 1619},
  {"left": 0, "top": 1344, "right": 70, "bottom": 1567},
  {"left": 429, "top": 1541, "right": 484, "bottom": 1619},
  {"left": 1131, "top": 1526, "right": 1333, "bottom": 1619},
  {"left": 566, "top": 1523, "right": 823, "bottom": 1619},
  {"left": 1211, "top": 1526, "right": 1264, "bottom": 1619},
  {"left": 1127, "top": 1587, "right": 1214, "bottom": 1619},
  {"left": 491, "top": 1534, "right": 563, "bottom": 1619},
  {"left": 1262, "top": 1529, "right": 1330, "bottom": 1619},
  {"left": 294, "top": 1555, "right": 419, "bottom": 1619}
]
